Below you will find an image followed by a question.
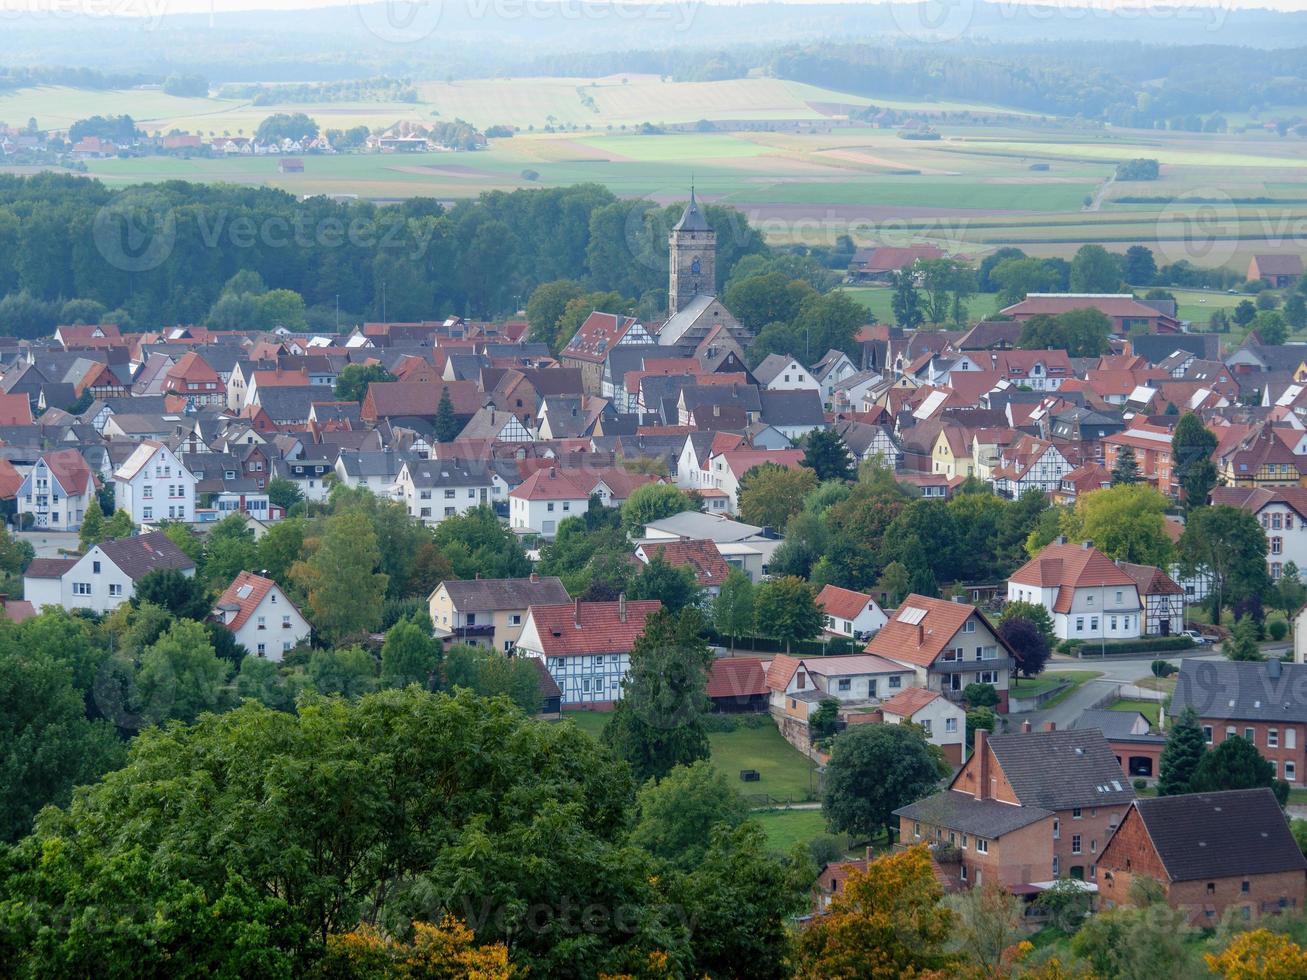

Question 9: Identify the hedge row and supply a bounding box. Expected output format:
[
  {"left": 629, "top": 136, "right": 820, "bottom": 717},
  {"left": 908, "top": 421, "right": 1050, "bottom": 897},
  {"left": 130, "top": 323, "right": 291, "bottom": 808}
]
[{"left": 1058, "top": 635, "right": 1195, "bottom": 655}]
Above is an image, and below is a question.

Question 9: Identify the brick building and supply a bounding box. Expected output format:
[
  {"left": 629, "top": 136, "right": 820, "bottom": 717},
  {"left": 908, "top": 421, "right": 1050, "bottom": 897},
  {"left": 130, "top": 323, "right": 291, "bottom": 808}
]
[{"left": 1098, "top": 789, "right": 1306, "bottom": 925}]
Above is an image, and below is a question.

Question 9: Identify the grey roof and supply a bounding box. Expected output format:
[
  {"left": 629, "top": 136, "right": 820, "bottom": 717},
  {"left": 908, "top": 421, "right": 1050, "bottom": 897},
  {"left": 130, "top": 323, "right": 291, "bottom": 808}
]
[
  {"left": 986, "top": 729, "right": 1136, "bottom": 810},
  {"left": 1170, "top": 659, "right": 1307, "bottom": 724},
  {"left": 1122, "top": 789, "right": 1307, "bottom": 882},
  {"left": 672, "top": 190, "right": 711, "bottom": 232},
  {"left": 642, "top": 511, "right": 769, "bottom": 543},
  {"left": 439, "top": 575, "right": 570, "bottom": 611},
  {"left": 403, "top": 457, "right": 495, "bottom": 488},
  {"left": 255, "top": 386, "right": 319, "bottom": 422},
  {"left": 752, "top": 354, "right": 800, "bottom": 387},
  {"left": 1070, "top": 709, "right": 1164, "bottom": 743},
  {"left": 895, "top": 790, "right": 1054, "bottom": 839},
  {"left": 336, "top": 449, "right": 414, "bottom": 479},
  {"left": 759, "top": 389, "right": 826, "bottom": 427},
  {"left": 97, "top": 532, "right": 196, "bottom": 581}
]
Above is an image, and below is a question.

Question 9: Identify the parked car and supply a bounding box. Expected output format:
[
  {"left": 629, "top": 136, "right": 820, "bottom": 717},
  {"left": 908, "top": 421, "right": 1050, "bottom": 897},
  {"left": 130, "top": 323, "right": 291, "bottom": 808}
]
[{"left": 1182, "top": 629, "right": 1211, "bottom": 645}]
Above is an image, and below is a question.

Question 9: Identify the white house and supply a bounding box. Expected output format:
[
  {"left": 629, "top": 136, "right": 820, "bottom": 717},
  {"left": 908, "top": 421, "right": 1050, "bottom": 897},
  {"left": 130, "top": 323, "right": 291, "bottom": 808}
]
[
  {"left": 815, "top": 584, "right": 889, "bottom": 640},
  {"left": 753, "top": 354, "right": 819, "bottom": 392},
  {"left": 23, "top": 532, "right": 196, "bottom": 614},
  {"left": 508, "top": 466, "right": 655, "bottom": 537},
  {"left": 764, "top": 653, "right": 916, "bottom": 715},
  {"left": 879, "top": 687, "right": 967, "bottom": 765},
  {"left": 17, "top": 449, "right": 97, "bottom": 530},
  {"left": 396, "top": 458, "right": 499, "bottom": 527},
  {"left": 1210, "top": 487, "right": 1307, "bottom": 581},
  {"left": 113, "top": 440, "right": 197, "bottom": 526},
  {"left": 1007, "top": 539, "right": 1143, "bottom": 642},
  {"left": 515, "top": 597, "right": 662, "bottom": 706},
  {"left": 212, "top": 571, "right": 311, "bottom": 661},
  {"left": 990, "top": 435, "right": 1072, "bottom": 499}
]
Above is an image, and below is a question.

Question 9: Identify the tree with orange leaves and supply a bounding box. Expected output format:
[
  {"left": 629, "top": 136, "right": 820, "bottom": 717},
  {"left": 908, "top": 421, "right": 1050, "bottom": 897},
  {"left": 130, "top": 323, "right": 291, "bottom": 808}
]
[
  {"left": 793, "top": 844, "right": 956, "bottom": 979},
  {"left": 1206, "top": 929, "right": 1307, "bottom": 980},
  {"left": 314, "top": 916, "right": 519, "bottom": 979}
]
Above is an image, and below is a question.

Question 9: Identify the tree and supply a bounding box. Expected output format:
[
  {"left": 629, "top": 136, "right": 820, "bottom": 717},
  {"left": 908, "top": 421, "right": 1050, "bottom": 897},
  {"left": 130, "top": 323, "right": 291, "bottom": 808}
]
[
  {"left": 713, "top": 569, "right": 755, "bottom": 649},
  {"left": 1070, "top": 900, "right": 1194, "bottom": 980},
  {"left": 1055, "top": 307, "right": 1114, "bottom": 357},
  {"left": 1111, "top": 445, "right": 1141, "bottom": 485},
  {"left": 319, "top": 917, "right": 518, "bottom": 979},
  {"left": 441, "top": 644, "right": 541, "bottom": 713},
  {"left": 793, "top": 846, "right": 955, "bottom": 979},
  {"left": 1070, "top": 244, "right": 1121, "bottom": 292},
  {"left": 255, "top": 111, "right": 318, "bottom": 142},
  {"left": 77, "top": 501, "right": 104, "bottom": 551},
  {"left": 738, "top": 463, "right": 817, "bottom": 530},
  {"left": 997, "top": 600, "right": 1056, "bottom": 646},
  {"left": 999, "top": 616, "right": 1051, "bottom": 680},
  {"left": 1190, "top": 733, "right": 1289, "bottom": 805},
  {"left": 630, "top": 760, "right": 749, "bottom": 869},
  {"left": 621, "top": 482, "right": 693, "bottom": 533},
  {"left": 890, "top": 269, "right": 924, "bottom": 329},
  {"left": 875, "top": 561, "right": 911, "bottom": 607},
  {"left": 947, "top": 881, "right": 1025, "bottom": 978},
  {"left": 1157, "top": 707, "right": 1206, "bottom": 795},
  {"left": 1206, "top": 929, "right": 1307, "bottom": 980},
  {"left": 1225, "top": 614, "right": 1263, "bottom": 661},
  {"left": 1173, "top": 412, "right": 1219, "bottom": 509},
  {"left": 202, "top": 513, "right": 259, "bottom": 588},
  {"left": 380, "top": 616, "right": 442, "bottom": 689},
  {"left": 256, "top": 517, "right": 305, "bottom": 587},
  {"left": 265, "top": 476, "right": 303, "bottom": 512},
  {"left": 917, "top": 258, "right": 976, "bottom": 326},
  {"left": 1277, "top": 561, "right": 1307, "bottom": 618},
  {"left": 753, "top": 576, "right": 823, "bottom": 651},
  {"left": 134, "top": 618, "right": 231, "bottom": 725},
  {"left": 434, "top": 386, "right": 460, "bottom": 442},
  {"left": 966, "top": 706, "right": 997, "bottom": 748},
  {"left": 1179, "top": 505, "right": 1270, "bottom": 624},
  {"left": 334, "top": 363, "right": 394, "bottom": 403},
  {"left": 525, "top": 278, "right": 585, "bottom": 351},
  {"left": 132, "top": 568, "right": 209, "bottom": 621},
  {"left": 292, "top": 510, "right": 388, "bottom": 644},
  {"left": 823, "top": 724, "right": 940, "bottom": 843},
  {"left": 1070, "top": 483, "right": 1172, "bottom": 566},
  {"left": 1233, "top": 298, "right": 1257, "bottom": 326},
  {"left": 603, "top": 607, "right": 713, "bottom": 782},
  {"left": 1123, "top": 245, "right": 1157, "bottom": 286},
  {"left": 0, "top": 647, "right": 125, "bottom": 843},
  {"left": 1285, "top": 294, "right": 1307, "bottom": 332},
  {"left": 1254, "top": 310, "right": 1289, "bottom": 346},
  {"left": 432, "top": 506, "right": 530, "bottom": 581},
  {"left": 962, "top": 682, "right": 999, "bottom": 709},
  {"left": 307, "top": 646, "right": 379, "bottom": 699},
  {"left": 628, "top": 552, "right": 703, "bottom": 614},
  {"left": 802, "top": 429, "right": 854, "bottom": 482}
]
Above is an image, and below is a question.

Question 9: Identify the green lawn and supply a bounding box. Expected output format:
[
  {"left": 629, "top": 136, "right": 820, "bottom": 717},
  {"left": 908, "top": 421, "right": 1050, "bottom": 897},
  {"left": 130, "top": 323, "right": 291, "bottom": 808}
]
[
  {"left": 840, "top": 286, "right": 1000, "bottom": 324},
  {"left": 562, "top": 712, "right": 819, "bottom": 802},
  {"left": 751, "top": 809, "right": 833, "bottom": 853},
  {"left": 1011, "top": 670, "right": 1102, "bottom": 700},
  {"left": 1109, "top": 698, "right": 1165, "bottom": 728}
]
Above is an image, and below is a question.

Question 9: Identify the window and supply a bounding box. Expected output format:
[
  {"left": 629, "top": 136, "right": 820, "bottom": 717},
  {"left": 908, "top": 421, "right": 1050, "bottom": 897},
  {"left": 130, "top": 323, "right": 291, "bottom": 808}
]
[
  {"left": 1086, "top": 594, "right": 1094, "bottom": 605},
  {"left": 547, "top": 502, "right": 555, "bottom": 512},
  {"left": 1053, "top": 857, "right": 1059, "bottom": 876},
  {"left": 1289, "top": 729, "right": 1298, "bottom": 750},
  {"left": 72, "top": 582, "right": 92, "bottom": 596},
  {"left": 889, "top": 675, "right": 902, "bottom": 689},
  {"left": 108, "top": 584, "right": 122, "bottom": 597},
  {"left": 92, "top": 561, "right": 101, "bottom": 573},
  {"left": 282, "top": 615, "right": 291, "bottom": 628},
  {"left": 1072, "top": 834, "right": 1082, "bottom": 855},
  {"left": 1053, "top": 819, "right": 1060, "bottom": 840},
  {"left": 1245, "top": 728, "right": 1256, "bottom": 744},
  {"left": 257, "top": 643, "right": 265, "bottom": 656},
  {"left": 1272, "top": 537, "right": 1283, "bottom": 555},
  {"left": 962, "top": 619, "right": 976, "bottom": 633},
  {"left": 1270, "top": 729, "right": 1280, "bottom": 748},
  {"left": 979, "top": 670, "right": 998, "bottom": 684},
  {"left": 921, "top": 719, "right": 933, "bottom": 736},
  {"left": 1242, "top": 880, "right": 1251, "bottom": 893},
  {"left": 1115, "top": 590, "right": 1123, "bottom": 603},
  {"left": 1289, "top": 762, "right": 1298, "bottom": 782},
  {"left": 1072, "top": 808, "right": 1082, "bottom": 820},
  {"left": 945, "top": 717, "right": 958, "bottom": 733},
  {"left": 959, "top": 864, "right": 967, "bottom": 882},
  {"left": 143, "top": 507, "right": 152, "bottom": 520},
  {"left": 143, "top": 485, "right": 153, "bottom": 499},
  {"left": 1110, "top": 616, "right": 1117, "bottom": 631},
  {"left": 976, "top": 838, "right": 988, "bottom": 854},
  {"left": 1076, "top": 617, "right": 1084, "bottom": 631},
  {"left": 837, "top": 678, "right": 851, "bottom": 692},
  {"left": 1090, "top": 617, "right": 1099, "bottom": 631},
  {"left": 256, "top": 616, "right": 265, "bottom": 630},
  {"left": 1273, "top": 513, "right": 1283, "bottom": 530},
  {"left": 510, "top": 614, "right": 522, "bottom": 626},
  {"left": 1207, "top": 882, "right": 1216, "bottom": 895},
  {"left": 444, "top": 489, "right": 455, "bottom": 500},
  {"left": 1203, "top": 725, "right": 1213, "bottom": 744}
]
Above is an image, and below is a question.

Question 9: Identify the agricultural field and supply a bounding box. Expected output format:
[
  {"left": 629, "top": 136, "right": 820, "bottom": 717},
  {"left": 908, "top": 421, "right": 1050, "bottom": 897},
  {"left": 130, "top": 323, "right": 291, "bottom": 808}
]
[{"left": 5, "top": 75, "right": 1306, "bottom": 270}]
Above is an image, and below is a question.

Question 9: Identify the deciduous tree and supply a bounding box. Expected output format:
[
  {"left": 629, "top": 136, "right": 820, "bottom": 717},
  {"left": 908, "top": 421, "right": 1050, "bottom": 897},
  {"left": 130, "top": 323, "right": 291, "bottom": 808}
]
[
  {"left": 753, "top": 575, "right": 822, "bottom": 651},
  {"left": 822, "top": 723, "right": 940, "bottom": 843},
  {"left": 292, "top": 509, "right": 388, "bottom": 644},
  {"left": 630, "top": 760, "right": 749, "bottom": 869},
  {"left": 738, "top": 463, "right": 817, "bottom": 530}
]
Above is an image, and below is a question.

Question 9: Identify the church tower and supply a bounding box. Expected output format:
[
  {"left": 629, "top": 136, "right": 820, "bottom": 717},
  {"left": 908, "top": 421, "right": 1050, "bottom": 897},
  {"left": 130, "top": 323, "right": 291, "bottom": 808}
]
[{"left": 668, "top": 188, "right": 715, "bottom": 317}]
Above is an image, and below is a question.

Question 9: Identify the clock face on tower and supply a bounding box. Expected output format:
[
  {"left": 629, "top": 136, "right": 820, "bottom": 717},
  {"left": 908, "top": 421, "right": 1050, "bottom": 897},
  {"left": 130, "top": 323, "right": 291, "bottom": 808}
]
[{"left": 691, "top": 256, "right": 701, "bottom": 275}]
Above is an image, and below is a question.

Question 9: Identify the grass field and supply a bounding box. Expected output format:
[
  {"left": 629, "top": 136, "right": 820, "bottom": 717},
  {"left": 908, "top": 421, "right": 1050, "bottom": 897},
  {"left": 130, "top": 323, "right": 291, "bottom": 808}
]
[
  {"left": 841, "top": 286, "right": 1000, "bottom": 324},
  {"left": 1109, "top": 698, "right": 1166, "bottom": 727},
  {"left": 562, "top": 712, "right": 819, "bottom": 802},
  {"left": 1011, "top": 670, "right": 1103, "bottom": 700},
  {"left": 5, "top": 77, "right": 1306, "bottom": 269},
  {"left": 751, "top": 809, "right": 834, "bottom": 853}
]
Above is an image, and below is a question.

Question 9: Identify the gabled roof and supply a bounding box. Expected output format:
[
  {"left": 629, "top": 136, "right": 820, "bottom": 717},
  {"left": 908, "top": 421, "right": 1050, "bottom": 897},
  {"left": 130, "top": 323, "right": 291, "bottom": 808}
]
[
  {"left": 439, "top": 575, "right": 570, "bottom": 611},
  {"left": 113, "top": 440, "right": 172, "bottom": 481},
  {"left": 525, "top": 599, "right": 661, "bottom": 656},
  {"left": 1115, "top": 561, "right": 1184, "bottom": 597},
  {"left": 1008, "top": 540, "right": 1137, "bottom": 613},
  {"left": 895, "top": 790, "right": 1053, "bottom": 838},
  {"left": 510, "top": 466, "right": 655, "bottom": 501},
  {"left": 0, "top": 392, "right": 32, "bottom": 425},
  {"left": 759, "top": 388, "right": 826, "bottom": 426},
  {"left": 816, "top": 585, "right": 878, "bottom": 622},
  {"left": 562, "top": 312, "right": 644, "bottom": 363},
  {"left": 1170, "top": 659, "right": 1307, "bottom": 723},
  {"left": 879, "top": 686, "right": 944, "bottom": 718},
  {"left": 864, "top": 594, "right": 989, "bottom": 667},
  {"left": 1121, "top": 789, "right": 1306, "bottom": 882},
  {"left": 214, "top": 571, "right": 292, "bottom": 632},
  {"left": 38, "top": 448, "right": 95, "bottom": 495},
  {"left": 1002, "top": 294, "right": 1174, "bottom": 319},
  {"left": 985, "top": 728, "right": 1135, "bottom": 810},
  {"left": 97, "top": 531, "right": 196, "bottom": 581},
  {"left": 638, "top": 539, "right": 731, "bottom": 587},
  {"left": 706, "top": 656, "right": 768, "bottom": 699},
  {"left": 1251, "top": 254, "right": 1304, "bottom": 277},
  {"left": 753, "top": 354, "right": 806, "bottom": 386}
]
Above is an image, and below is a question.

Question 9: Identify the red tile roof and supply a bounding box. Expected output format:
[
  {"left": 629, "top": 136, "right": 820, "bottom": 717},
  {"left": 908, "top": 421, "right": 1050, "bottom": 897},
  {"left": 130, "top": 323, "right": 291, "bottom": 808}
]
[
  {"left": 0, "top": 459, "right": 21, "bottom": 499},
  {"left": 510, "top": 466, "right": 657, "bottom": 501},
  {"left": 817, "top": 585, "right": 877, "bottom": 622},
  {"left": 717, "top": 449, "right": 807, "bottom": 480},
  {"left": 1116, "top": 562, "right": 1184, "bottom": 597},
  {"left": 0, "top": 392, "right": 32, "bottom": 425},
  {"left": 166, "top": 350, "right": 221, "bottom": 385},
  {"left": 562, "top": 312, "right": 643, "bottom": 363},
  {"left": 855, "top": 244, "right": 946, "bottom": 273},
  {"left": 765, "top": 653, "right": 802, "bottom": 691},
  {"left": 864, "top": 594, "right": 988, "bottom": 668},
  {"left": 1009, "top": 540, "right": 1138, "bottom": 613},
  {"left": 640, "top": 539, "right": 730, "bottom": 587},
  {"left": 706, "top": 656, "right": 769, "bottom": 699},
  {"left": 213, "top": 571, "right": 286, "bottom": 632},
  {"left": 1002, "top": 294, "right": 1172, "bottom": 319},
  {"left": 880, "top": 687, "right": 943, "bottom": 718},
  {"left": 24, "top": 557, "right": 78, "bottom": 579},
  {"left": 42, "top": 449, "right": 96, "bottom": 496},
  {"left": 525, "top": 599, "right": 661, "bottom": 656}
]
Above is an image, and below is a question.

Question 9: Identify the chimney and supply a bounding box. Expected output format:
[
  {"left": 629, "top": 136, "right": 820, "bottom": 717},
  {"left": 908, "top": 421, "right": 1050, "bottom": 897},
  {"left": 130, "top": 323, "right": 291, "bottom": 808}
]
[
  {"left": 1082, "top": 541, "right": 1092, "bottom": 550},
  {"left": 1269, "top": 658, "right": 1283, "bottom": 679},
  {"left": 1022, "top": 720, "right": 1032, "bottom": 733},
  {"left": 975, "top": 729, "right": 990, "bottom": 801},
  {"left": 475, "top": 573, "right": 480, "bottom": 580},
  {"left": 1055, "top": 535, "right": 1067, "bottom": 546},
  {"left": 529, "top": 572, "right": 539, "bottom": 583},
  {"left": 713, "top": 404, "right": 720, "bottom": 417},
  {"left": 916, "top": 622, "right": 924, "bottom": 646},
  {"left": 1043, "top": 721, "right": 1056, "bottom": 732},
  {"left": 549, "top": 466, "right": 556, "bottom": 478},
  {"left": 619, "top": 592, "right": 627, "bottom": 623},
  {"left": 574, "top": 597, "right": 582, "bottom": 627}
]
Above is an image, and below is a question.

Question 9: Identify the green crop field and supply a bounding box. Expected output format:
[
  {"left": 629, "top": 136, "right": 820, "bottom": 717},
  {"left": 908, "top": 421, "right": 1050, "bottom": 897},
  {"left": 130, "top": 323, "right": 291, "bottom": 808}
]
[{"left": 751, "top": 809, "right": 836, "bottom": 853}]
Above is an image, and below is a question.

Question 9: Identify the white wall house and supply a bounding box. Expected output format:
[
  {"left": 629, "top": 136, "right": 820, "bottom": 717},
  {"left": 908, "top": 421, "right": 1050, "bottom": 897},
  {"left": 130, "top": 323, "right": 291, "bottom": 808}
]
[
  {"left": 213, "top": 571, "right": 311, "bottom": 661},
  {"left": 508, "top": 467, "right": 653, "bottom": 537},
  {"left": 113, "top": 440, "right": 197, "bottom": 526},
  {"left": 753, "top": 354, "right": 819, "bottom": 392},
  {"left": 396, "top": 458, "right": 499, "bottom": 527},
  {"left": 23, "top": 532, "right": 196, "bottom": 614},
  {"left": 17, "top": 449, "right": 97, "bottom": 530},
  {"left": 1008, "top": 540, "right": 1143, "bottom": 642},
  {"left": 816, "top": 584, "right": 889, "bottom": 640},
  {"left": 880, "top": 688, "right": 967, "bottom": 765}
]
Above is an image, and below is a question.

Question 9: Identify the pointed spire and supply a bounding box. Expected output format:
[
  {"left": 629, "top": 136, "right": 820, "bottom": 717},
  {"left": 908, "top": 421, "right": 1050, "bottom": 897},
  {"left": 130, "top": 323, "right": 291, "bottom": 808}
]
[{"left": 673, "top": 185, "right": 710, "bottom": 232}]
